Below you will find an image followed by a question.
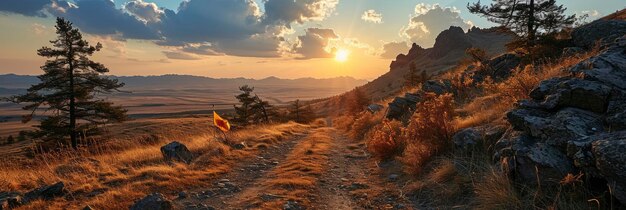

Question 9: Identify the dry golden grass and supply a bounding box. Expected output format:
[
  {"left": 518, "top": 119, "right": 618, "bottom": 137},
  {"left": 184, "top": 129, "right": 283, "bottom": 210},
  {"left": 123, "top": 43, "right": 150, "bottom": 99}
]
[
  {"left": 239, "top": 128, "right": 333, "bottom": 209},
  {"left": 0, "top": 118, "right": 312, "bottom": 209},
  {"left": 366, "top": 120, "right": 405, "bottom": 160},
  {"left": 347, "top": 111, "right": 383, "bottom": 141},
  {"left": 474, "top": 169, "right": 522, "bottom": 210}
]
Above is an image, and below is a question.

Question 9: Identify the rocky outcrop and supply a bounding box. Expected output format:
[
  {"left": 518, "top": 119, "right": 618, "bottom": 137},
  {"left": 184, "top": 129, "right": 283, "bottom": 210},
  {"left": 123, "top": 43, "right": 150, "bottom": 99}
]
[
  {"left": 430, "top": 26, "right": 472, "bottom": 59},
  {"left": 367, "top": 104, "right": 384, "bottom": 113},
  {"left": 390, "top": 43, "right": 425, "bottom": 69},
  {"left": 494, "top": 35, "right": 626, "bottom": 203},
  {"left": 453, "top": 125, "right": 507, "bottom": 151},
  {"left": 386, "top": 92, "right": 422, "bottom": 122},
  {"left": 0, "top": 182, "right": 66, "bottom": 210},
  {"left": 571, "top": 20, "right": 626, "bottom": 49},
  {"left": 160, "top": 141, "right": 193, "bottom": 164},
  {"left": 130, "top": 193, "right": 173, "bottom": 210}
]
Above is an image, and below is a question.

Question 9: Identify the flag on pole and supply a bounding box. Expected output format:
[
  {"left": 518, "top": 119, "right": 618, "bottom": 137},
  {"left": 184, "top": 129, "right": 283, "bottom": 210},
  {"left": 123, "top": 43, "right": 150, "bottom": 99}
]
[{"left": 213, "top": 111, "right": 231, "bottom": 132}]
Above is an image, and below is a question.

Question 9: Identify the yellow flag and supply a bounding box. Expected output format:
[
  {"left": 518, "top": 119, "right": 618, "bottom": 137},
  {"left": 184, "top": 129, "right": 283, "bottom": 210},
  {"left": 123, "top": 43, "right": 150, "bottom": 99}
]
[{"left": 213, "top": 111, "right": 230, "bottom": 132}]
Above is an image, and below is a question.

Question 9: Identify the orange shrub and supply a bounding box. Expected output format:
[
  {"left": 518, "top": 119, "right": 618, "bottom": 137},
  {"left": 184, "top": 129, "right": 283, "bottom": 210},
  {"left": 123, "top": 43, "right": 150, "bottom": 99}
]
[
  {"left": 401, "top": 93, "right": 456, "bottom": 175},
  {"left": 366, "top": 120, "right": 405, "bottom": 160},
  {"left": 348, "top": 112, "right": 381, "bottom": 141}
]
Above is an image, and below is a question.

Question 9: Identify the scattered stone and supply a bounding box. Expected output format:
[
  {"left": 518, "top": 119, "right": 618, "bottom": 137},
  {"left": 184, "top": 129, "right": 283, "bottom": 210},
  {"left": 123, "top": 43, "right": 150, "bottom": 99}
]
[
  {"left": 283, "top": 200, "right": 304, "bottom": 210},
  {"left": 130, "top": 193, "right": 173, "bottom": 210},
  {"left": 367, "top": 104, "right": 384, "bottom": 113},
  {"left": 177, "top": 191, "right": 187, "bottom": 199},
  {"left": 0, "top": 192, "right": 22, "bottom": 210},
  {"left": 232, "top": 142, "right": 246, "bottom": 150},
  {"left": 260, "top": 193, "right": 284, "bottom": 201},
  {"left": 388, "top": 174, "right": 399, "bottom": 181},
  {"left": 160, "top": 141, "right": 193, "bottom": 164}
]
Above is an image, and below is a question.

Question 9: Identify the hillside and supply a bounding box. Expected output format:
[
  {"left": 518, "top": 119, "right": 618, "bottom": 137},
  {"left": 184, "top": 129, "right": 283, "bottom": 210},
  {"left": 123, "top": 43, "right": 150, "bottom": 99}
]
[{"left": 361, "top": 26, "right": 514, "bottom": 99}]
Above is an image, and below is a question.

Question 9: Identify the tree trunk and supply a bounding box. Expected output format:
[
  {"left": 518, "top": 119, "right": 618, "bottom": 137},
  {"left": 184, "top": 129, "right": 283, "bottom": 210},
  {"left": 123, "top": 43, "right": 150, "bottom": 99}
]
[
  {"left": 68, "top": 38, "right": 77, "bottom": 149},
  {"left": 527, "top": 0, "right": 535, "bottom": 47}
]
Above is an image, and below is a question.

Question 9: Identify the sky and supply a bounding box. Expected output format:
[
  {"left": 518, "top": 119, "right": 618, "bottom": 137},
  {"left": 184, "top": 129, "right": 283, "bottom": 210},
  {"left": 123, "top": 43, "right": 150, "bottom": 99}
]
[{"left": 0, "top": 0, "right": 622, "bottom": 80}]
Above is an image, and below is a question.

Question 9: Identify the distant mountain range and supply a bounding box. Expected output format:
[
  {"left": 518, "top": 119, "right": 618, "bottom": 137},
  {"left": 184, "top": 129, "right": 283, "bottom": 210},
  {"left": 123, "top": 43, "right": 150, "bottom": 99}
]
[{"left": 0, "top": 74, "right": 368, "bottom": 94}]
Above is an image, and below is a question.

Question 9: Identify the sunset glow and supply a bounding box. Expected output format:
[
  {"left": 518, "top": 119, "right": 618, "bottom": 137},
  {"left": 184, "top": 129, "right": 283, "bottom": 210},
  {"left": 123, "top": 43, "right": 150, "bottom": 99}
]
[{"left": 335, "top": 49, "right": 350, "bottom": 62}]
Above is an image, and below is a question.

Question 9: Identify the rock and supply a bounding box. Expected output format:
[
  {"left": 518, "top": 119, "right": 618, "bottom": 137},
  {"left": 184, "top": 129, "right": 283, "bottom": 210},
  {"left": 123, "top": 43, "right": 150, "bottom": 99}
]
[
  {"left": 485, "top": 53, "right": 522, "bottom": 80},
  {"left": 130, "top": 193, "right": 173, "bottom": 210},
  {"left": 453, "top": 128, "right": 481, "bottom": 150},
  {"left": 529, "top": 77, "right": 568, "bottom": 100},
  {"left": 570, "top": 35, "right": 626, "bottom": 90},
  {"left": 23, "top": 182, "right": 66, "bottom": 203},
  {"left": 0, "top": 192, "right": 22, "bottom": 210},
  {"left": 422, "top": 80, "right": 453, "bottom": 95},
  {"left": 390, "top": 43, "right": 425, "bottom": 69},
  {"left": 232, "top": 142, "right": 246, "bottom": 150},
  {"left": 367, "top": 104, "right": 384, "bottom": 113},
  {"left": 82, "top": 205, "right": 95, "bottom": 210},
  {"left": 388, "top": 174, "right": 399, "bottom": 181},
  {"left": 177, "top": 191, "right": 187, "bottom": 199},
  {"left": 386, "top": 96, "right": 417, "bottom": 122},
  {"left": 571, "top": 20, "right": 626, "bottom": 49},
  {"left": 539, "top": 79, "right": 612, "bottom": 113},
  {"left": 591, "top": 133, "right": 626, "bottom": 204},
  {"left": 562, "top": 47, "right": 584, "bottom": 57},
  {"left": 160, "top": 141, "right": 193, "bottom": 164},
  {"left": 430, "top": 26, "right": 472, "bottom": 59},
  {"left": 283, "top": 200, "right": 304, "bottom": 210}
]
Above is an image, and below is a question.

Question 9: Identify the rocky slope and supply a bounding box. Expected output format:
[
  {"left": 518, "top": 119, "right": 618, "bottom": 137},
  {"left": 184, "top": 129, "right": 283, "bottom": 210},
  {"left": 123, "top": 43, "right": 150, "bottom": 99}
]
[{"left": 361, "top": 26, "right": 514, "bottom": 99}]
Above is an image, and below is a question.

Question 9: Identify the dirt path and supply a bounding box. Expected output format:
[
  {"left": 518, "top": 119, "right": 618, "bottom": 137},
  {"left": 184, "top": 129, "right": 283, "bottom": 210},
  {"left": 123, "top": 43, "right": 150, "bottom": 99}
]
[{"left": 175, "top": 126, "right": 408, "bottom": 210}]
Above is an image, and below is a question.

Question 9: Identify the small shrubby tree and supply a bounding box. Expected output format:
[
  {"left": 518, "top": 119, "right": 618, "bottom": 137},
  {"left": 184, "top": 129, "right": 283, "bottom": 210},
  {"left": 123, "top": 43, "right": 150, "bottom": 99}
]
[
  {"left": 6, "top": 135, "right": 14, "bottom": 144},
  {"left": 468, "top": 0, "right": 576, "bottom": 49},
  {"left": 347, "top": 87, "right": 371, "bottom": 115},
  {"left": 289, "top": 99, "right": 315, "bottom": 123},
  {"left": 10, "top": 18, "right": 127, "bottom": 149},
  {"left": 404, "top": 62, "right": 422, "bottom": 88},
  {"left": 234, "top": 85, "right": 257, "bottom": 124},
  {"left": 234, "top": 85, "right": 276, "bottom": 124}
]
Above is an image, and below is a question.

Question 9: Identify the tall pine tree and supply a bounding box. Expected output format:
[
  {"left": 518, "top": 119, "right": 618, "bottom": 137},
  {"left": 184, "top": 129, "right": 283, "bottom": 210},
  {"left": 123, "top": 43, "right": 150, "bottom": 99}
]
[
  {"left": 10, "top": 18, "right": 127, "bottom": 149},
  {"left": 234, "top": 85, "right": 257, "bottom": 124},
  {"left": 468, "top": 0, "right": 575, "bottom": 48}
]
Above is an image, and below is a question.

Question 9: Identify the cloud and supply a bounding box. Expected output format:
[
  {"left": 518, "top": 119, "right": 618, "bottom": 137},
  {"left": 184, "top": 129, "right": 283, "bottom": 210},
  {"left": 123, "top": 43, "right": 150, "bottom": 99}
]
[
  {"left": 51, "top": 0, "right": 158, "bottom": 40},
  {"left": 181, "top": 43, "right": 223, "bottom": 56},
  {"left": 124, "top": 0, "right": 163, "bottom": 23},
  {"left": 0, "top": 0, "right": 50, "bottom": 17},
  {"left": 581, "top": 10, "right": 601, "bottom": 17},
  {"left": 380, "top": 41, "right": 409, "bottom": 59},
  {"left": 293, "top": 28, "right": 338, "bottom": 59},
  {"left": 32, "top": 23, "right": 48, "bottom": 35},
  {"left": 159, "top": 0, "right": 263, "bottom": 43},
  {"left": 361, "top": 9, "right": 382, "bottom": 23},
  {"left": 263, "top": 0, "right": 338, "bottom": 25},
  {"left": 400, "top": 4, "right": 471, "bottom": 47},
  {"left": 162, "top": 51, "right": 202, "bottom": 60}
]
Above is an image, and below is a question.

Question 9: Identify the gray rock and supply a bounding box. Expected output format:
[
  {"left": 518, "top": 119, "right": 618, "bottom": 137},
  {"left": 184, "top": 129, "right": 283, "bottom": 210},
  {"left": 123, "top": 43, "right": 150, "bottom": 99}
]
[
  {"left": 562, "top": 47, "right": 584, "bottom": 57},
  {"left": 283, "top": 200, "right": 304, "bottom": 210},
  {"left": 570, "top": 35, "right": 626, "bottom": 90},
  {"left": 422, "top": 80, "right": 453, "bottom": 95},
  {"left": 367, "top": 104, "right": 384, "bottom": 113},
  {"left": 453, "top": 128, "right": 481, "bottom": 149},
  {"left": 0, "top": 192, "right": 22, "bottom": 210},
  {"left": 540, "top": 79, "right": 612, "bottom": 113},
  {"left": 592, "top": 133, "right": 626, "bottom": 204},
  {"left": 571, "top": 20, "right": 626, "bottom": 49},
  {"left": 529, "top": 78, "right": 568, "bottom": 100},
  {"left": 160, "top": 141, "right": 193, "bottom": 164},
  {"left": 177, "top": 191, "right": 187, "bottom": 199},
  {"left": 232, "top": 142, "right": 246, "bottom": 150},
  {"left": 130, "top": 193, "right": 173, "bottom": 210},
  {"left": 485, "top": 53, "right": 522, "bottom": 80},
  {"left": 388, "top": 174, "right": 399, "bottom": 181},
  {"left": 23, "top": 182, "right": 66, "bottom": 203}
]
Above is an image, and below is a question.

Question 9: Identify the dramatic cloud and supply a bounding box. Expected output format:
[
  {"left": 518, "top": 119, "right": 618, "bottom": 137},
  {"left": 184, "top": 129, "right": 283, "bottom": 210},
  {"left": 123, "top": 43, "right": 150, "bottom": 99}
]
[
  {"left": 263, "top": 0, "right": 338, "bottom": 25},
  {"left": 361, "top": 9, "right": 382, "bottom": 23},
  {"left": 400, "top": 4, "right": 471, "bottom": 47},
  {"left": 380, "top": 41, "right": 410, "bottom": 59},
  {"left": 0, "top": 0, "right": 50, "bottom": 17},
  {"left": 32, "top": 23, "right": 48, "bottom": 35},
  {"left": 162, "top": 51, "right": 202, "bottom": 60},
  {"left": 293, "top": 28, "right": 338, "bottom": 59},
  {"left": 159, "top": 0, "right": 263, "bottom": 44},
  {"left": 581, "top": 10, "right": 601, "bottom": 17},
  {"left": 51, "top": 0, "right": 158, "bottom": 40},
  {"left": 124, "top": 0, "right": 163, "bottom": 23}
]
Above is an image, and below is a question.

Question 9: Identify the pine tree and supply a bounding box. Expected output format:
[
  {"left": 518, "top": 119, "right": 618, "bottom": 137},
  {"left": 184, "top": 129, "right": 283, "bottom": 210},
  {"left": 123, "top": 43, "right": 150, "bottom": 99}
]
[
  {"left": 467, "top": 0, "right": 575, "bottom": 47},
  {"left": 10, "top": 18, "right": 126, "bottom": 149},
  {"left": 234, "top": 85, "right": 257, "bottom": 124},
  {"left": 347, "top": 87, "right": 371, "bottom": 115},
  {"left": 404, "top": 62, "right": 421, "bottom": 88},
  {"left": 251, "top": 94, "right": 276, "bottom": 123}
]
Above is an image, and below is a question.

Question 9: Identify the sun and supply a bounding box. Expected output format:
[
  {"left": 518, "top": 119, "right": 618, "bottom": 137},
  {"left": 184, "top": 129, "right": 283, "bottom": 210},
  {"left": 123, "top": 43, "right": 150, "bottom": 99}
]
[{"left": 335, "top": 49, "right": 350, "bottom": 62}]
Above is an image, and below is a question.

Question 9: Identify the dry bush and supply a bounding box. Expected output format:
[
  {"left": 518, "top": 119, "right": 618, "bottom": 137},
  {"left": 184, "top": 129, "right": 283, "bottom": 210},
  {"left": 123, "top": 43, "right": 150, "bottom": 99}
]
[
  {"left": 474, "top": 169, "right": 522, "bottom": 210},
  {"left": 401, "top": 93, "right": 456, "bottom": 175},
  {"left": 332, "top": 115, "right": 354, "bottom": 131},
  {"left": 366, "top": 120, "right": 405, "bottom": 160},
  {"left": 348, "top": 111, "right": 382, "bottom": 141}
]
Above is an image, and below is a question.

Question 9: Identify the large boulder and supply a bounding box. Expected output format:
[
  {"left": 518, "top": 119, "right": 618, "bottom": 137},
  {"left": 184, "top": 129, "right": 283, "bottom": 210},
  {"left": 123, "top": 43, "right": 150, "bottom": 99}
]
[
  {"left": 485, "top": 53, "right": 522, "bottom": 80},
  {"left": 386, "top": 92, "right": 423, "bottom": 122},
  {"left": 592, "top": 133, "right": 626, "bottom": 204},
  {"left": 495, "top": 35, "right": 626, "bottom": 195},
  {"left": 453, "top": 125, "right": 506, "bottom": 151},
  {"left": 160, "top": 141, "right": 193, "bottom": 164},
  {"left": 421, "top": 80, "right": 453, "bottom": 95},
  {"left": 130, "top": 193, "right": 173, "bottom": 210},
  {"left": 22, "top": 182, "right": 66, "bottom": 203},
  {"left": 571, "top": 20, "right": 626, "bottom": 49}
]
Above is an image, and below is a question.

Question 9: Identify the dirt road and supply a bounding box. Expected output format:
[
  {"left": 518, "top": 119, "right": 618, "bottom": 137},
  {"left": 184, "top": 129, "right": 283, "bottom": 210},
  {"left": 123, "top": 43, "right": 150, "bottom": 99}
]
[{"left": 174, "top": 126, "right": 411, "bottom": 209}]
